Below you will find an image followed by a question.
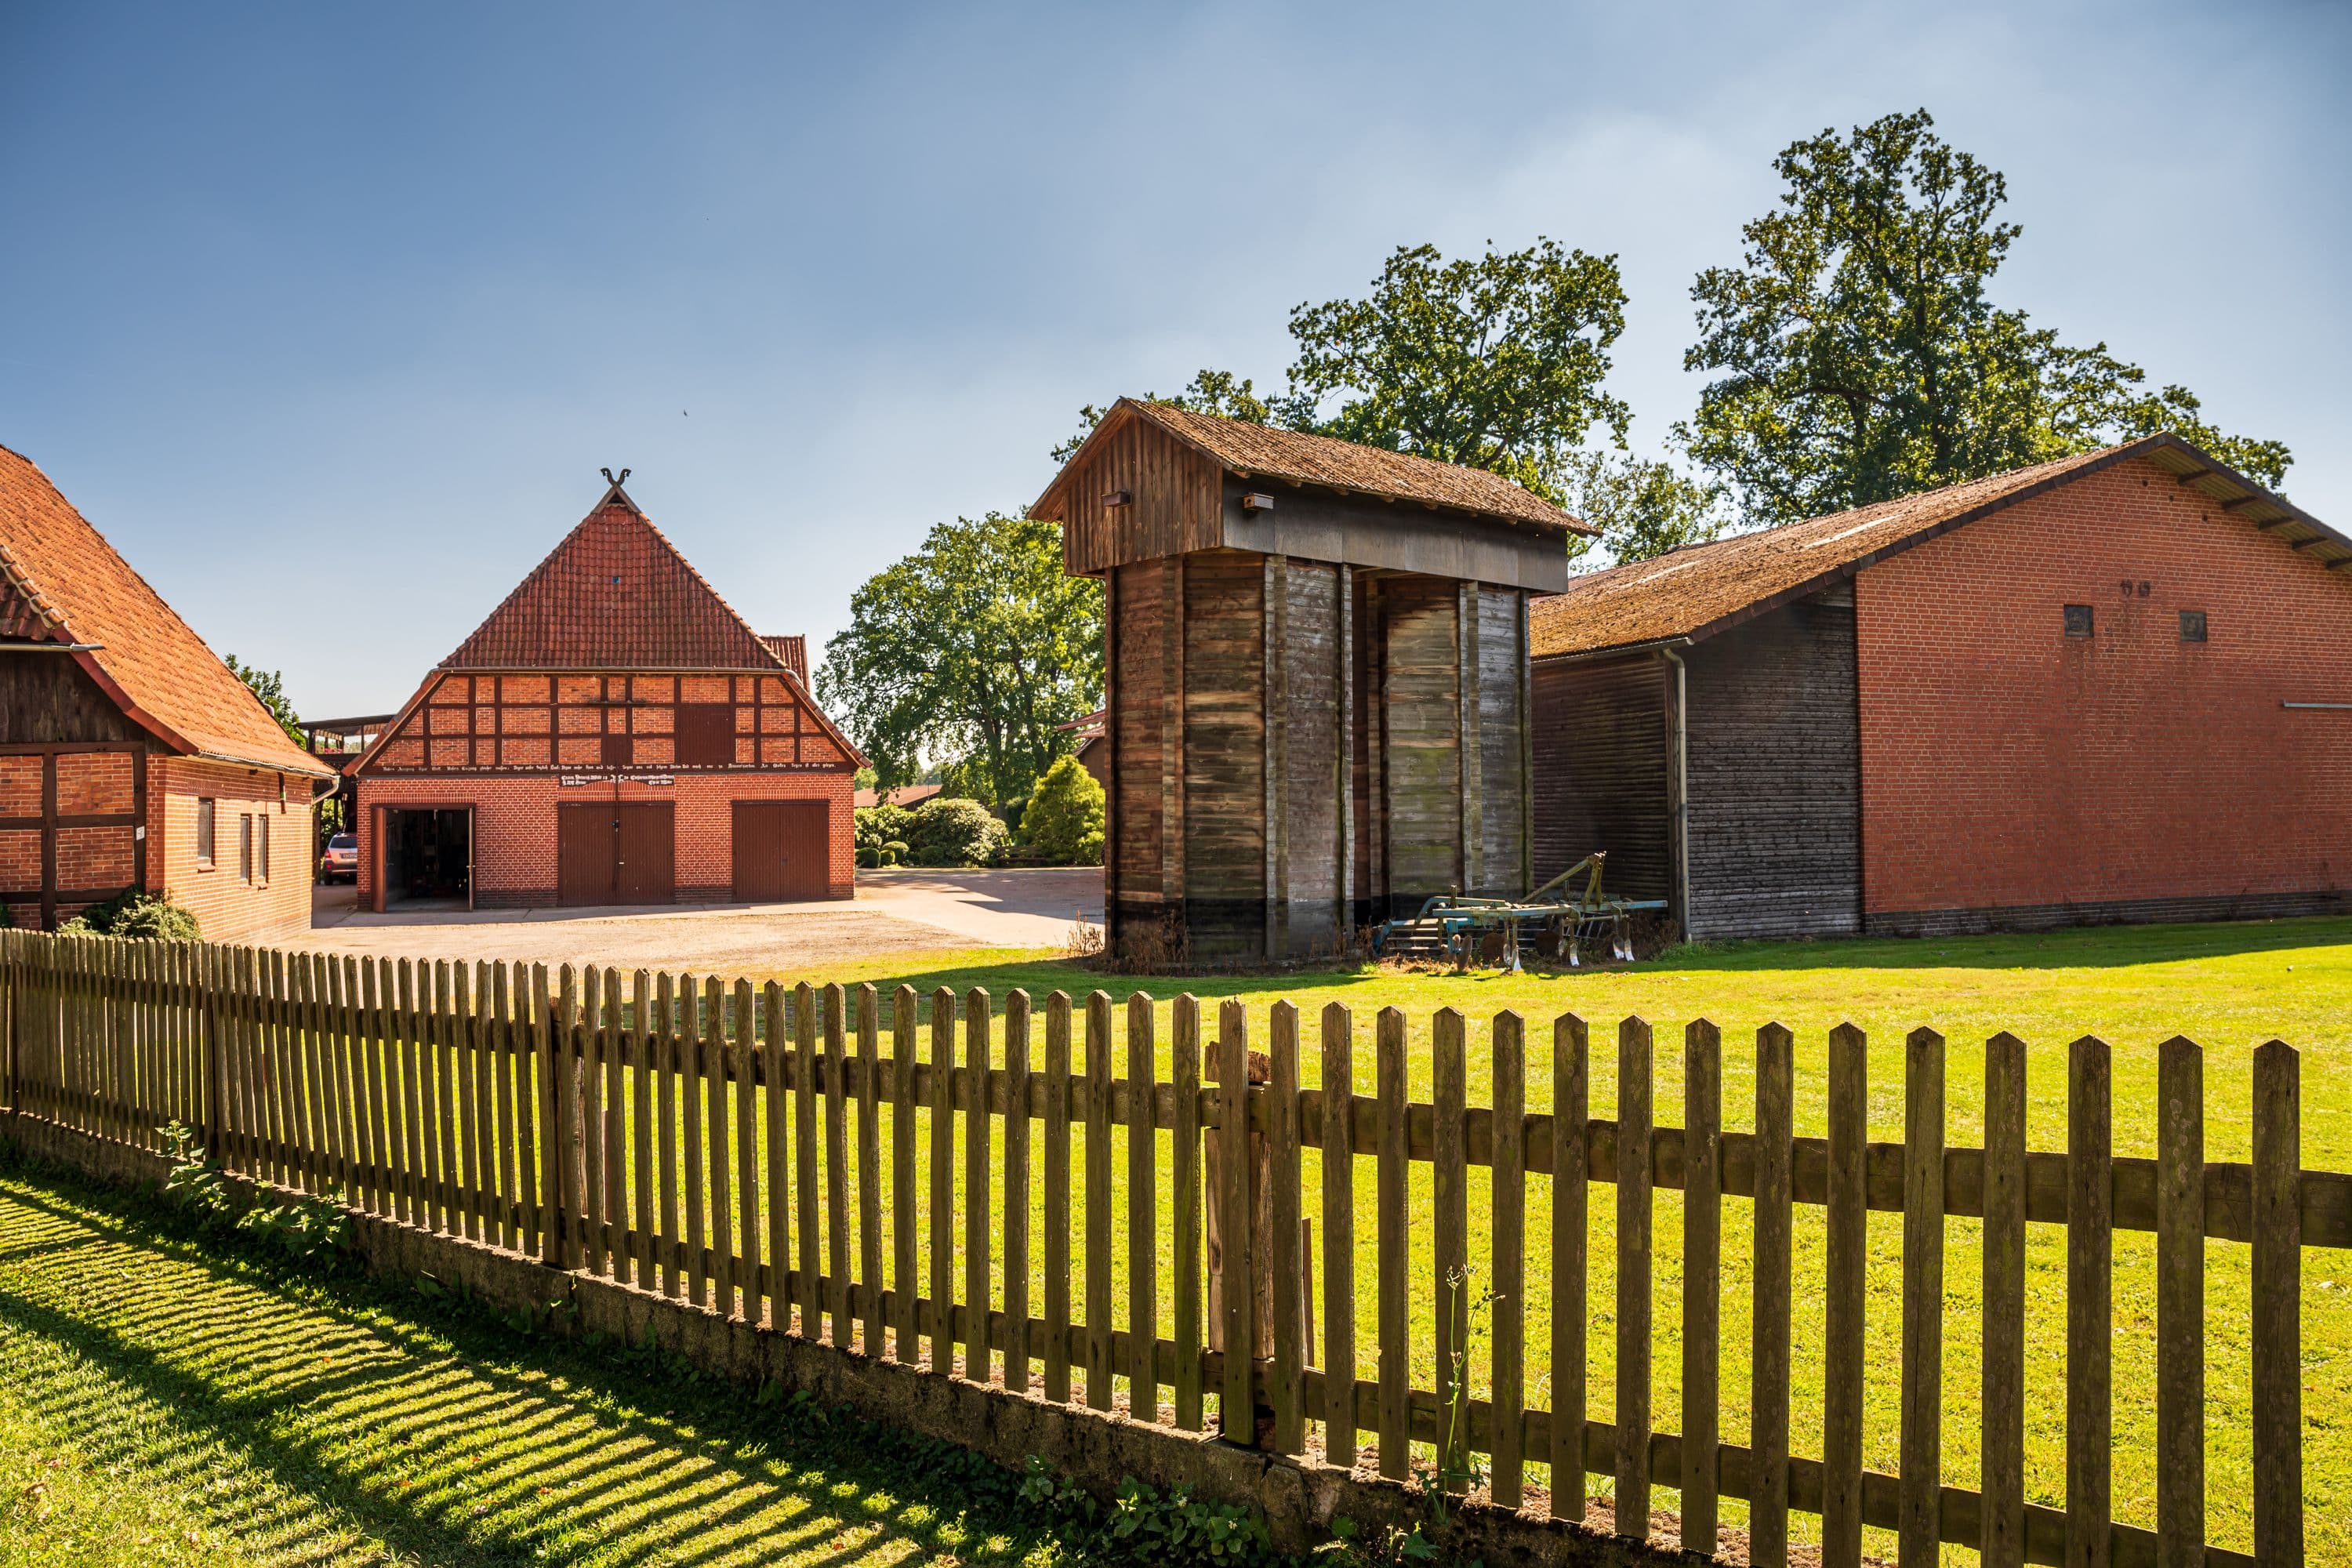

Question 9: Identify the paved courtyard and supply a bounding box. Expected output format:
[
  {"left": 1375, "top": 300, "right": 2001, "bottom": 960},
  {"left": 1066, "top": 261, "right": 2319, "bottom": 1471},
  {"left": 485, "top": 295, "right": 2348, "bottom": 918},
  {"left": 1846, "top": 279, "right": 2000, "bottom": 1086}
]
[{"left": 296, "top": 867, "right": 1102, "bottom": 974}]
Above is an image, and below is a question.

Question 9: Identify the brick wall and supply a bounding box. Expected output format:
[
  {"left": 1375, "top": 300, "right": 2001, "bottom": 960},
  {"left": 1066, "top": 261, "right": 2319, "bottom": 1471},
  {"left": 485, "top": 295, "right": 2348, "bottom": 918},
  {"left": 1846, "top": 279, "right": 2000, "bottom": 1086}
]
[
  {"left": 153, "top": 756, "right": 315, "bottom": 943},
  {"left": 355, "top": 770, "right": 855, "bottom": 906},
  {"left": 1856, "top": 454, "right": 2352, "bottom": 931}
]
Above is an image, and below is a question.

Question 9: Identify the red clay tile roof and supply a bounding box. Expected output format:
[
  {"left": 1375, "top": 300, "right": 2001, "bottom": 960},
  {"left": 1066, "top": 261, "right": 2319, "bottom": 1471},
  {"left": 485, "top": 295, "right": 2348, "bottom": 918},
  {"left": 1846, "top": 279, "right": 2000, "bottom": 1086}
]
[
  {"left": 1040, "top": 398, "right": 1592, "bottom": 535},
  {"left": 1529, "top": 435, "right": 2343, "bottom": 660},
  {"left": 760, "top": 634, "right": 808, "bottom": 684},
  {"left": 0, "top": 443, "right": 333, "bottom": 777},
  {"left": 444, "top": 482, "right": 793, "bottom": 671}
]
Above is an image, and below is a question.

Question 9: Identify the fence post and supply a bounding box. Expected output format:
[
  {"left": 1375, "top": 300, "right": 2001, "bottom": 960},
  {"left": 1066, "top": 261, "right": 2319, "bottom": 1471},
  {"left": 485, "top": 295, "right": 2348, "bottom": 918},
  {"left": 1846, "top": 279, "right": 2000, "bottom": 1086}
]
[
  {"left": 538, "top": 964, "right": 566, "bottom": 1269},
  {"left": 201, "top": 943, "right": 223, "bottom": 1152},
  {"left": 1207, "top": 1000, "right": 1270, "bottom": 1444}
]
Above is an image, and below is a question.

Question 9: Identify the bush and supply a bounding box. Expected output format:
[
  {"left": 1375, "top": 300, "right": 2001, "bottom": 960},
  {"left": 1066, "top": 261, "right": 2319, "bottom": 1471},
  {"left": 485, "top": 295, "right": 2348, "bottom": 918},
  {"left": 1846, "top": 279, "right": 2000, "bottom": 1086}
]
[
  {"left": 854, "top": 804, "right": 916, "bottom": 869},
  {"left": 1021, "top": 756, "right": 1105, "bottom": 866},
  {"left": 57, "top": 890, "right": 201, "bottom": 941},
  {"left": 903, "top": 797, "right": 1007, "bottom": 867}
]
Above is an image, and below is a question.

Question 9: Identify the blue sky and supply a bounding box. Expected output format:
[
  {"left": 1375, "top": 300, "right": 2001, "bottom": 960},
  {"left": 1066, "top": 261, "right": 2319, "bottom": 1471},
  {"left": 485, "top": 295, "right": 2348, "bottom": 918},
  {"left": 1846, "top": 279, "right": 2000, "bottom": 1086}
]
[{"left": 4, "top": 1, "right": 2344, "bottom": 717}]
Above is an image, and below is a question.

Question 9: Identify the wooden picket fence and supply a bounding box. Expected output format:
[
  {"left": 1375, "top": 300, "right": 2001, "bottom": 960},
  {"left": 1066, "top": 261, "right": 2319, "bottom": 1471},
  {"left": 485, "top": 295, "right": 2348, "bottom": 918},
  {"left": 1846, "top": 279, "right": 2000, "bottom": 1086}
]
[{"left": 0, "top": 927, "right": 2339, "bottom": 1568}]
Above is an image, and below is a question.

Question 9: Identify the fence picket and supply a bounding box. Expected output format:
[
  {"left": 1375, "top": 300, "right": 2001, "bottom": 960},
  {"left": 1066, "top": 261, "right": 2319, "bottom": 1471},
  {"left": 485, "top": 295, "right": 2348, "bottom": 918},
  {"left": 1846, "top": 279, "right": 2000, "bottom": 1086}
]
[
  {"left": 1044, "top": 991, "right": 1074, "bottom": 1403},
  {"left": 1824, "top": 1022, "right": 1867, "bottom": 1568},
  {"left": 583, "top": 967, "right": 607, "bottom": 1272},
  {"left": 435, "top": 960, "right": 459, "bottom": 1232},
  {"left": 1490, "top": 1011, "right": 1526, "bottom": 1509},
  {"left": 680, "top": 975, "right": 707, "bottom": 1305},
  {"left": 1376, "top": 1007, "right": 1408, "bottom": 1480},
  {"left": 891, "top": 983, "right": 918, "bottom": 1359},
  {"left": 1682, "top": 1018, "right": 1721, "bottom": 1553},
  {"left": 1981, "top": 1030, "right": 2026, "bottom": 1568},
  {"left": 1171, "top": 994, "right": 1201, "bottom": 1430},
  {"left": 706, "top": 977, "right": 733, "bottom": 1317},
  {"left": 656, "top": 972, "right": 681, "bottom": 1298},
  {"left": 606, "top": 969, "right": 629, "bottom": 1275},
  {"left": 1614, "top": 1015, "right": 1653, "bottom": 1539},
  {"left": 1320, "top": 1002, "right": 1356, "bottom": 1470},
  {"left": 632, "top": 971, "right": 654, "bottom": 1286},
  {"left": 404, "top": 959, "right": 429, "bottom": 1232},
  {"left": 1087, "top": 992, "right": 1116, "bottom": 1411},
  {"left": 1900, "top": 1028, "right": 1945, "bottom": 1567},
  {"left": 1751, "top": 1022, "right": 1794, "bottom": 1566},
  {"left": 524, "top": 964, "right": 550, "bottom": 1261},
  {"left": 1269, "top": 1001, "right": 1304, "bottom": 1454},
  {"left": 1434, "top": 1007, "right": 1469, "bottom": 1490},
  {"left": 2068, "top": 1035, "right": 2112, "bottom": 1568},
  {"left": 800, "top": 982, "right": 826, "bottom": 1340},
  {"left": 928, "top": 986, "right": 955, "bottom": 1375},
  {"left": 1552, "top": 1012, "right": 1588, "bottom": 1518},
  {"left": 764, "top": 982, "right": 789, "bottom": 1325},
  {"left": 858, "top": 982, "right": 884, "bottom": 1356},
  {"left": 2251, "top": 1039, "right": 2302, "bottom": 1565},
  {"left": 735, "top": 979, "right": 761, "bottom": 1327},
  {"left": 2154, "top": 1035, "right": 2202, "bottom": 1568},
  {"left": 1127, "top": 992, "right": 1156, "bottom": 1418},
  {"left": 966, "top": 988, "right": 993, "bottom": 1377},
  {"left": 1216, "top": 998, "right": 1254, "bottom": 1443},
  {"left": 1001, "top": 989, "right": 1030, "bottom": 1392},
  {"left": 826, "top": 983, "right": 851, "bottom": 1345}
]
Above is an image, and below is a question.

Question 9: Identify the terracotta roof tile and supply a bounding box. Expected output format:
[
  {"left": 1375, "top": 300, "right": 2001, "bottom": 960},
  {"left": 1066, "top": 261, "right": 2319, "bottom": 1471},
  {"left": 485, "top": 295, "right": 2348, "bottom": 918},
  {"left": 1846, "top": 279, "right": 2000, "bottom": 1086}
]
[
  {"left": 1527, "top": 439, "right": 2293, "bottom": 660},
  {"left": 759, "top": 634, "right": 808, "bottom": 684},
  {"left": 1047, "top": 398, "right": 1591, "bottom": 535},
  {"left": 0, "top": 443, "right": 332, "bottom": 776},
  {"left": 444, "top": 484, "right": 791, "bottom": 671}
]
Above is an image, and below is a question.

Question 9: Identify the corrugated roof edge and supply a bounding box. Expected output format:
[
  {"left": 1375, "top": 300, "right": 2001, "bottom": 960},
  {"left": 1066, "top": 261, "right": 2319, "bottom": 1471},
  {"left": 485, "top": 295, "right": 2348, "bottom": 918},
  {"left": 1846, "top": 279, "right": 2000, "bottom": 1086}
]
[
  {"left": 1534, "top": 434, "right": 2341, "bottom": 662},
  {"left": 1033, "top": 397, "right": 1595, "bottom": 536}
]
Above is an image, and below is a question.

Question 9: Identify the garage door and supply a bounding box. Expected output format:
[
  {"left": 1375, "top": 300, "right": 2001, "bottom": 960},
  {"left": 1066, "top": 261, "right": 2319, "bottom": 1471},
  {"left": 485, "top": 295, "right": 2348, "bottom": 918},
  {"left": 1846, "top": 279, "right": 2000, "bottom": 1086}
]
[
  {"left": 557, "top": 802, "right": 676, "bottom": 906},
  {"left": 731, "top": 801, "right": 829, "bottom": 902}
]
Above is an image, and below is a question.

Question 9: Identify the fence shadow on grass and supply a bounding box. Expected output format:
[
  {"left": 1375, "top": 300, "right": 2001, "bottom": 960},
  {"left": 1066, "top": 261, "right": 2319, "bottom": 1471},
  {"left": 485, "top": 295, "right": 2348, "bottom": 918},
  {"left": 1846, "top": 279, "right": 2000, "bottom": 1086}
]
[
  {"left": 0, "top": 1174, "right": 1031, "bottom": 1568},
  {"left": 1642, "top": 912, "right": 2352, "bottom": 976}
]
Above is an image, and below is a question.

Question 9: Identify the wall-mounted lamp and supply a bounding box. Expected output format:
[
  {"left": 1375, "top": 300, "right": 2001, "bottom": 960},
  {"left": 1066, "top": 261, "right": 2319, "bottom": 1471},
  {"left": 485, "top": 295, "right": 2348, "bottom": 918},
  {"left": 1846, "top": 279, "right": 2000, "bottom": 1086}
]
[
  {"left": 1241, "top": 492, "right": 1276, "bottom": 514},
  {"left": 1102, "top": 490, "right": 1131, "bottom": 509}
]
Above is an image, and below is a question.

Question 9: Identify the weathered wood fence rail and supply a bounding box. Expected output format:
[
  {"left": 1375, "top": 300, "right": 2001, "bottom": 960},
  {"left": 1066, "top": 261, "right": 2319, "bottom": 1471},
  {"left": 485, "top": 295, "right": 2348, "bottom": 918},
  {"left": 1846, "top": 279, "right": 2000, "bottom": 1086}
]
[{"left": 0, "top": 930, "right": 2337, "bottom": 1567}]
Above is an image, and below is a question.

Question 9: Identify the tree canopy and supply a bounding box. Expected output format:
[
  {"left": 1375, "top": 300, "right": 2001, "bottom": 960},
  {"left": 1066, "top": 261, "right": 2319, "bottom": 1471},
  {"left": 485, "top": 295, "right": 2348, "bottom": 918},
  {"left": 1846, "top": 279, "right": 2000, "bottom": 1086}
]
[
  {"left": 1682, "top": 108, "right": 2290, "bottom": 527},
  {"left": 225, "top": 655, "right": 306, "bottom": 746},
  {"left": 817, "top": 513, "right": 1101, "bottom": 809}
]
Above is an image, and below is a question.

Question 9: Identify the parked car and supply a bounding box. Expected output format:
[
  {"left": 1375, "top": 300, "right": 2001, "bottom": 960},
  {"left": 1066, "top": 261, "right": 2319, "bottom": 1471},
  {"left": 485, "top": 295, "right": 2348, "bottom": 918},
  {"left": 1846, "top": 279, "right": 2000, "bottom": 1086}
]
[{"left": 319, "top": 832, "right": 358, "bottom": 884}]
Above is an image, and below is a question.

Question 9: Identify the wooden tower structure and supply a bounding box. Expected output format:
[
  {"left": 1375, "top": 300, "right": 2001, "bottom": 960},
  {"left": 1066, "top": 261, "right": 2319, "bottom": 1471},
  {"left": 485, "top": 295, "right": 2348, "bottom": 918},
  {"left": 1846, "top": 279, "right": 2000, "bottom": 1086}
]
[{"left": 1033, "top": 399, "right": 1586, "bottom": 961}]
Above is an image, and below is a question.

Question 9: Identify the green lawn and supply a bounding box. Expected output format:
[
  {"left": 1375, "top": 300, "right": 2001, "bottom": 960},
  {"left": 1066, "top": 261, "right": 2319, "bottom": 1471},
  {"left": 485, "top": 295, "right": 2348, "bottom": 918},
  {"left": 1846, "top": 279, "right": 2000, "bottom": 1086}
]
[
  {"left": 747, "top": 913, "right": 2352, "bottom": 1563},
  {"left": 0, "top": 1162, "right": 1057, "bottom": 1567}
]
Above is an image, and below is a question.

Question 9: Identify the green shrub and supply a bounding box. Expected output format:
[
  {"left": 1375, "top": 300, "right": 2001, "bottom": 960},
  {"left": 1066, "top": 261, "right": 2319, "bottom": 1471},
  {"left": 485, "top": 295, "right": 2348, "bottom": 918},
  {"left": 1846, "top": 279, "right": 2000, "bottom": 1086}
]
[
  {"left": 1021, "top": 756, "right": 1105, "bottom": 866},
  {"left": 56, "top": 890, "right": 201, "bottom": 941},
  {"left": 854, "top": 804, "right": 916, "bottom": 869},
  {"left": 904, "top": 797, "right": 1007, "bottom": 867}
]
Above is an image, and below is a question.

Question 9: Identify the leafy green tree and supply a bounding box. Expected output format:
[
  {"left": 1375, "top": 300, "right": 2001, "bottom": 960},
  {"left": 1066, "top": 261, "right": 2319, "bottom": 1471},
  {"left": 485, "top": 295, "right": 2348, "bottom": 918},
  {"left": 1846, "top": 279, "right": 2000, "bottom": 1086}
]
[
  {"left": 818, "top": 513, "right": 1102, "bottom": 808},
  {"left": 1021, "top": 755, "right": 1105, "bottom": 865},
  {"left": 224, "top": 655, "right": 307, "bottom": 746},
  {"left": 1051, "top": 368, "right": 1281, "bottom": 464},
  {"left": 1285, "top": 239, "right": 1631, "bottom": 502},
  {"left": 1682, "top": 108, "right": 2289, "bottom": 527},
  {"left": 1556, "top": 449, "right": 1731, "bottom": 565}
]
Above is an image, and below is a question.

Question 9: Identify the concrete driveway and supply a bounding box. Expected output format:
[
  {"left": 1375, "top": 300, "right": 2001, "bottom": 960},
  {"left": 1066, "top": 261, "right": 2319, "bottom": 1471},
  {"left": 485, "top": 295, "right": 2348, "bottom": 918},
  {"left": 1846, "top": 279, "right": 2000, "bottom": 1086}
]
[{"left": 297, "top": 867, "right": 1102, "bottom": 973}]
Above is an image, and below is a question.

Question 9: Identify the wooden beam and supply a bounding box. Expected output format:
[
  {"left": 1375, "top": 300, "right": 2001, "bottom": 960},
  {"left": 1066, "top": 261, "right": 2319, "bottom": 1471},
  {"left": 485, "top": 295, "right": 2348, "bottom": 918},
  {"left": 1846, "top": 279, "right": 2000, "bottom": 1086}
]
[
  {"left": 1336, "top": 564, "right": 1354, "bottom": 940},
  {"left": 2174, "top": 469, "right": 2212, "bottom": 487},
  {"left": 1265, "top": 555, "right": 1287, "bottom": 962},
  {"left": 1102, "top": 568, "right": 1120, "bottom": 938},
  {"left": 2221, "top": 495, "right": 2266, "bottom": 512},
  {"left": 1458, "top": 581, "right": 1481, "bottom": 896},
  {"left": 39, "top": 751, "right": 56, "bottom": 930}
]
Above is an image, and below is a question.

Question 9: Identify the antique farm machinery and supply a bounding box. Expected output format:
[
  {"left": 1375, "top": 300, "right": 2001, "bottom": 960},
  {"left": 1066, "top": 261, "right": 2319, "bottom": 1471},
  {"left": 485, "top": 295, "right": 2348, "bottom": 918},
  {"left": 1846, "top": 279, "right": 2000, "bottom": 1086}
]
[{"left": 1371, "top": 851, "right": 1668, "bottom": 971}]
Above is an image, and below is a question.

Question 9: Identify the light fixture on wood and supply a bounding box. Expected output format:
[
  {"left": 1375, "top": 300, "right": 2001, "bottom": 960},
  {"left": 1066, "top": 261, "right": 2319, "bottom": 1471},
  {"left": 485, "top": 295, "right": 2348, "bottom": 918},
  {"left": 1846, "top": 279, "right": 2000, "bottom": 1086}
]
[
  {"left": 1102, "top": 489, "right": 1131, "bottom": 509},
  {"left": 1241, "top": 492, "right": 1276, "bottom": 514}
]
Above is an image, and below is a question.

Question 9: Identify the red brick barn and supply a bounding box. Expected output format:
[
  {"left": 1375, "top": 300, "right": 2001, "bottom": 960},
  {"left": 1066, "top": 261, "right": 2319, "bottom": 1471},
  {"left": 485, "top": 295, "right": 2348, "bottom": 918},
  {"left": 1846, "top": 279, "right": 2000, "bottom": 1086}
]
[
  {"left": 0, "top": 443, "right": 334, "bottom": 940},
  {"left": 350, "top": 477, "right": 860, "bottom": 909},
  {"left": 1530, "top": 435, "right": 2352, "bottom": 939}
]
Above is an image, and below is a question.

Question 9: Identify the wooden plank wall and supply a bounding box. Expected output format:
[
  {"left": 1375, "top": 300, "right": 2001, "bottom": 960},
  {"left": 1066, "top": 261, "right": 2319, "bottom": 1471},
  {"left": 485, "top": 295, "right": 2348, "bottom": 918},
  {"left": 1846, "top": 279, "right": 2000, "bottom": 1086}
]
[
  {"left": 1476, "top": 586, "right": 1530, "bottom": 898},
  {"left": 1682, "top": 590, "right": 1862, "bottom": 940},
  {"left": 1058, "top": 419, "right": 1222, "bottom": 578},
  {"left": 1106, "top": 559, "right": 1169, "bottom": 942},
  {"left": 1381, "top": 577, "right": 1465, "bottom": 913},
  {"left": 1528, "top": 653, "right": 1672, "bottom": 902},
  {"left": 1180, "top": 552, "right": 1268, "bottom": 960},
  {"left": 1276, "top": 561, "right": 1344, "bottom": 954}
]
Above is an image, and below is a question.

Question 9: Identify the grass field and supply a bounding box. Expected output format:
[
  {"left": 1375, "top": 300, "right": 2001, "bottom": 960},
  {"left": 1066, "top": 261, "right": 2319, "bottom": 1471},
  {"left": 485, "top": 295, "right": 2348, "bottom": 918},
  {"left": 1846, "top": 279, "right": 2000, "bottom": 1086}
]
[
  {"left": 747, "top": 912, "right": 2352, "bottom": 1563},
  {"left": 0, "top": 1163, "right": 1056, "bottom": 1567}
]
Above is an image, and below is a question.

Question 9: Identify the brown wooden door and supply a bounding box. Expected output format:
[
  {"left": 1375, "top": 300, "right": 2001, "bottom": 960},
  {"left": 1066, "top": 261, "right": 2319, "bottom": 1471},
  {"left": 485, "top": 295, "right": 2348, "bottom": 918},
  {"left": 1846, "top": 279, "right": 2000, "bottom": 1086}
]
[
  {"left": 731, "top": 801, "right": 829, "bottom": 901},
  {"left": 558, "top": 802, "right": 676, "bottom": 905}
]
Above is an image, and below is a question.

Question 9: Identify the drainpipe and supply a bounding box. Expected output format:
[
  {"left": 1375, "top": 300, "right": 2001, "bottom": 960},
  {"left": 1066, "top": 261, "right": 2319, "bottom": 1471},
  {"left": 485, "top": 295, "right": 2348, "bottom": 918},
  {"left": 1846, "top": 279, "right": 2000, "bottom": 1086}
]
[{"left": 1660, "top": 643, "right": 1692, "bottom": 941}]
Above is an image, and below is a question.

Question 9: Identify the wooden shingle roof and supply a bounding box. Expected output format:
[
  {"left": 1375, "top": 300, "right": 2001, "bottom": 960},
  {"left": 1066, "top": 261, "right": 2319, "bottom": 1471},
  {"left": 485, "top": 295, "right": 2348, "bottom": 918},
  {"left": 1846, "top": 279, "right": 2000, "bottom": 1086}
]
[
  {"left": 1037, "top": 398, "right": 1591, "bottom": 535},
  {"left": 1530, "top": 434, "right": 2346, "bottom": 660},
  {"left": 0, "top": 442, "right": 333, "bottom": 777},
  {"left": 444, "top": 481, "right": 793, "bottom": 673}
]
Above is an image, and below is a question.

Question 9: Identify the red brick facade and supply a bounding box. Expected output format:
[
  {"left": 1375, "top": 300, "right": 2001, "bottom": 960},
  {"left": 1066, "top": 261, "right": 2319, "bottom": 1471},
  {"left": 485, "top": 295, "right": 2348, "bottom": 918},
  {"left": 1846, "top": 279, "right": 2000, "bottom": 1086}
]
[
  {"left": 151, "top": 757, "right": 316, "bottom": 942},
  {"left": 354, "top": 768, "right": 855, "bottom": 906},
  {"left": 1856, "top": 454, "right": 2352, "bottom": 928}
]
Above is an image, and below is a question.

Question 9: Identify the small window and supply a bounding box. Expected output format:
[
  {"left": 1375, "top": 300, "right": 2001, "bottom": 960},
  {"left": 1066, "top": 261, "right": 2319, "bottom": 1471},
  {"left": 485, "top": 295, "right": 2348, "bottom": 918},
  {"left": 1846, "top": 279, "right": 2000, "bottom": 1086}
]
[
  {"left": 257, "top": 815, "right": 270, "bottom": 883},
  {"left": 2180, "top": 610, "right": 2208, "bottom": 643},
  {"left": 238, "top": 814, "right": 254, "bottom": 883},
  {"left": 2063, "top": 604, "right": 2094, "bottom": 638},
  {"left": 196, "top": 799, "right": 216, "bottom": 868},
  {"left": 601, "top": 731, "right": 633, "bottom": 768}
]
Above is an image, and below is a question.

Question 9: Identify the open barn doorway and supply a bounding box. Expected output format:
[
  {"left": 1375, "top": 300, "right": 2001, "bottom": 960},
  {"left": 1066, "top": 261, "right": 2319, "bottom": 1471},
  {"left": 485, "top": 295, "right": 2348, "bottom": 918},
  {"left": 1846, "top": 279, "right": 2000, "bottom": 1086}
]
[{"left": 381, "top": 808, "right": 472, "bottom": 909}]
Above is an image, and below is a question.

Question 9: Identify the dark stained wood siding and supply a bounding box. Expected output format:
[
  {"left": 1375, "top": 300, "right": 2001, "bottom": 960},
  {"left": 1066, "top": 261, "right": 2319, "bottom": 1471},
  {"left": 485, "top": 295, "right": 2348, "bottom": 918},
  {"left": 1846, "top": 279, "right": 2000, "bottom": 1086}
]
[
  {"left": 1529, "top": 652, "right": 1671, "bottom": 904},
  {"left": 1381, "top": 575, "right": 1463, "bottom": 910},
  {"left": 1060, "top": 417, "right": 1223, "bottom": 578},
  {"left": 1682, "top": 590, "right": 1860, "bottom": 939},
  {"left": 1105, "top": 559, "right": 1169, "bottom": 937},
  {"left": 1475, "top": 586, "right": 1528, "bottom": 897},
  {"left": 1180, "top": 551, "right": 1266, "bottom": 959},
  {"left": 0, "top": 657, "right": 153, "bottom": 746},
  {"left": 1276, "top": 560, "right": 1342, "bottom": 952}
]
